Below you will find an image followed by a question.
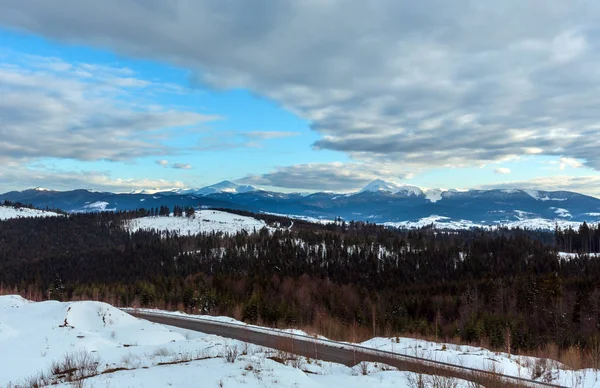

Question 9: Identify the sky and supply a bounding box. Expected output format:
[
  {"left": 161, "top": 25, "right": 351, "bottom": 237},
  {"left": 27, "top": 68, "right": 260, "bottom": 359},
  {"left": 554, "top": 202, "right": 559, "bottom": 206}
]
[{"left": 2, "top": 1, "right": 600, "bottom": 196}]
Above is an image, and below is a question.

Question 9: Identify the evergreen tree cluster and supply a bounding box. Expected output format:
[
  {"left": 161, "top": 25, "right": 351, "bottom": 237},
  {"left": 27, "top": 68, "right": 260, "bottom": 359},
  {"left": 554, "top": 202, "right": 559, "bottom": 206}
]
[{"left": 1, "top": 210, "right": 599, "bottom": 355}]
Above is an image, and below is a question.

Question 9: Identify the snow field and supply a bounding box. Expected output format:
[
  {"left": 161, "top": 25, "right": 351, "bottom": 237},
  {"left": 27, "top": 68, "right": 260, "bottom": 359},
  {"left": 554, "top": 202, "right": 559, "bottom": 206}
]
[
  {"left": 0, "top": 206, "right": 61, "bottom": 221},
  {"left": 1, "top": 296, "right": 470, "bottom": 388},
  {"left": 126, "top": 210, "right": 272, "bottom": 236}
]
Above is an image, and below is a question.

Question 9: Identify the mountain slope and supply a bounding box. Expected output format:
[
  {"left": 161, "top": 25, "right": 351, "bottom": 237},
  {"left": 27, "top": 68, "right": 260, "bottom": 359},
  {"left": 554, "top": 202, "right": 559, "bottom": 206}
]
[{"left": 2, "top": 180, "right": 600, "bottom": 229}]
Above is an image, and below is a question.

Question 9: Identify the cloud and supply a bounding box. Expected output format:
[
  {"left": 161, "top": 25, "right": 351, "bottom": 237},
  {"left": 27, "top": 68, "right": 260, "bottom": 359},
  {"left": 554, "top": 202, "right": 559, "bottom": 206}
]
[
  {"left": 156, "top": 160, "right": 192, "bottom": 169},
  {"left": 238, "top": 162, "right": 411, "bottom": 191},
  {"left": 196, "top": 130, "right": 300, "bottom": 150},
  {"left": 0, "top": 52, "right": 219, "bottom": 163},
  {"left": 559, "top": 157, "right": 583, "bottom": 170},
  {"left": 171, "top": 163, "right": 192, "bottom": 170},
  {"left": 494, "top": 167, "right": 511, "bottom": 174},
  {"left": 0, "top": 164, "right": 185, "bottom": 193},
  {"left": 3, "top": 1, "right": 600, "bottom": 174}
]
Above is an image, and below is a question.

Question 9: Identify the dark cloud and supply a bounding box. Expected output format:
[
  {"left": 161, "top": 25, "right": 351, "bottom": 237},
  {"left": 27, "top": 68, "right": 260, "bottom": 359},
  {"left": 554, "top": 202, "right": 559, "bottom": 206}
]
[
  {"left": 3, "top": 1, "right": 600, "bottom": 178},
  {"left": 238, "top": 162, "right": 411, "bottom": 192}
]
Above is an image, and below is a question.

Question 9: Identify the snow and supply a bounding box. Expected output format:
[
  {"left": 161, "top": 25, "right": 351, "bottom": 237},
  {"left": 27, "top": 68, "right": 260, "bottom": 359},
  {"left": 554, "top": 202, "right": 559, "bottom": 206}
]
[
  {"left": 261, "top": 211, "right": 336, "bottom": 224},
  {"left": 558, "top": 252, "right": 600, "bottom": 260},
  {"left": 359, "top": 179, "right": 424, "bottom": 197},
  {"left": 83, "top": 201, "right": 114, "bottom": 211},
  {"left": 384, "top": 216, "right": 480, "bottom": 230},
  {"left": 385, "top": 215, "right": 586, "bottom": 230},
  {"left": 551, "top": 207, "right": 572, "bottom": 218},
  {"left": 358, "top": 180, "right": 447, "bottom": 203},
  {"left": 0, "top": 206, "right": 61, "bottom": 220},
  {"left": 126, "top": 210, "right": 272, "bottom": 235},
  {"left": 128, "top": 308, "right": 599, "bottom": 387},
  {"left": 524, "top": 190, "right": 568, "bottom": 201},
  {"left": 424, "top": 188, "right": 443, "bottom": 203},
  {"left": 1, "top": 296, "right": 472, "bottom": 388},
  {"left": 358, "top": 337, "right": 598, "bottom": 387},
  {"left": 193, "top": 180, "right": 258, "bottom": 196}
]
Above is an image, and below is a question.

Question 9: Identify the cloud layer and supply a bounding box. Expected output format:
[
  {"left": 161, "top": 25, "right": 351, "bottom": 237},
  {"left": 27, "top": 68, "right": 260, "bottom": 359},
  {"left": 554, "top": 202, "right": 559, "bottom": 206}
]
[
  {"left": 239, "top": 162, "right": 411, "bottom": 192},
  {"left": 2, "top": 0, "right": 600, "bottom": 175},
  {"left": 0, "top": 54, "right": 216, "bottom": 163}
]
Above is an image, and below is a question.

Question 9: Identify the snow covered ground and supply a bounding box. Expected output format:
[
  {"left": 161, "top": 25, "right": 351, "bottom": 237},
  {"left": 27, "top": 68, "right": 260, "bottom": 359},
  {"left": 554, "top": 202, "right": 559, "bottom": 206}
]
[
  {"left": 1, "top": 296, "right": 472, "bottom": 388},
  {"left": 126, "top": 210, "right": 273, "bottom": 236},
  {"left": 385, "top": 215, "right": 586, "bottom": 231},
  {"left": 558, "top": 252, "right": 600, "bottom": 260},
  {"left": 128, "top": 308, "right": 600, "bottom": 387},
  {"left": 0, "top": 205, "right": 61, "bottom": 221},
  {"left": 261, "top": 211, "right": 335, "bottom": 225}
]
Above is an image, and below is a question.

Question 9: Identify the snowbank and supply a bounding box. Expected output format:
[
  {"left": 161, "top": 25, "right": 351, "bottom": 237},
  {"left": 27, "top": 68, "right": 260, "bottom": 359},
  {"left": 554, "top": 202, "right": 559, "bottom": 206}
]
[{"left": 1, "top": 296, "right": 466, "bottom": 388}]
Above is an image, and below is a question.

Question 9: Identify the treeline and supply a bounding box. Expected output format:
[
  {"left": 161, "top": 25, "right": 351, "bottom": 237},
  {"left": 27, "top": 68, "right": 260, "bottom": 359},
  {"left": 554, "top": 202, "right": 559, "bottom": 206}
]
[
  {"left": 1, "top": 211, "right": 600, "bottom": 363},
  {"left": 555, "top": 221, "right": 600, "bottom": 253}
]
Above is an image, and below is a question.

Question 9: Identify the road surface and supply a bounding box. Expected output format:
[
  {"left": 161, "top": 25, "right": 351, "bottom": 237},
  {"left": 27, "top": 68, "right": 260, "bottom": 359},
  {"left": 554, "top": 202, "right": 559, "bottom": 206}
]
[{"left": 125, "top": 310, "right": 564, "bottom": 388}]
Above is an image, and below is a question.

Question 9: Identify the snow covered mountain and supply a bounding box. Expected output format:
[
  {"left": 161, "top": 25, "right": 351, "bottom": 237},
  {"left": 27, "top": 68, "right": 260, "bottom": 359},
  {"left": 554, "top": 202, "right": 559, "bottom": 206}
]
[
  {"left": 3, "top": 180, "right": 600, "bottom": 229},
  {"left": 190, "top": 180, "right": 258, "bottom": 196},
  {"left": 359, "top": 179, "right": 424, "bottom": 197}
]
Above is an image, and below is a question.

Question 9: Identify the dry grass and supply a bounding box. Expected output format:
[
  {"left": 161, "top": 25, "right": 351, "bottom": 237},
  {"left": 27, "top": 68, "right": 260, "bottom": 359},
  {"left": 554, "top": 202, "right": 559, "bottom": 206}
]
[{"left": 7, "top": 350, "right": 101, "bottom": 388}]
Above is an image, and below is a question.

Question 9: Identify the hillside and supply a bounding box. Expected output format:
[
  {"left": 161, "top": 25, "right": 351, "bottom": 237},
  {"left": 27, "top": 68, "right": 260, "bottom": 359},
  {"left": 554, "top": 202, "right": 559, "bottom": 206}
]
[{"left": 0, "top": 205, "right": 61, "bottom": 221}]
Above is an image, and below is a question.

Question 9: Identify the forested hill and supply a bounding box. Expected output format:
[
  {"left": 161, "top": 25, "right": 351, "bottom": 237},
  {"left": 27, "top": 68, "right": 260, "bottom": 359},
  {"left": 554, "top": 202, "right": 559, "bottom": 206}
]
[{"left": 1, "top": 209, "right": 600, "bottom": 364}]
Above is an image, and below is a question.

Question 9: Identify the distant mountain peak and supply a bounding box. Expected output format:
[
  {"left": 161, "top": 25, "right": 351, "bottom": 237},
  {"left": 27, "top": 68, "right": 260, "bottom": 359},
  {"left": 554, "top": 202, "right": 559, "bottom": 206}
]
[
  {"left": 359, "top": 179, "right": 424, "bottom": 197},
  {"left": 193, "top": 180, "right": 258, "bottom": 196},
  {"left": 360, "top": 179, "right": 402, "bottom": 193}
]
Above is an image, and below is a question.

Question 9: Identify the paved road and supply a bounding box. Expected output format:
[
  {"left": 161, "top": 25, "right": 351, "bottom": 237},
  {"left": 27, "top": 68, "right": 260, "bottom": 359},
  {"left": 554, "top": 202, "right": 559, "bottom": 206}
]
[{"left": 125, "top": 310, "right": 564, "bottom": 388}]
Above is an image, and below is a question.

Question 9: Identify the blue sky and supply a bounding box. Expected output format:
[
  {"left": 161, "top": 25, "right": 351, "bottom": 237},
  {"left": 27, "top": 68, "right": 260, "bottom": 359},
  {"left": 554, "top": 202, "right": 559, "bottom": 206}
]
[
  {"left": 0, "top": 28, "right": 348, "bottom": 192},
  {"left": 2, "top": 1, "right": 600, "bottom": 196}
]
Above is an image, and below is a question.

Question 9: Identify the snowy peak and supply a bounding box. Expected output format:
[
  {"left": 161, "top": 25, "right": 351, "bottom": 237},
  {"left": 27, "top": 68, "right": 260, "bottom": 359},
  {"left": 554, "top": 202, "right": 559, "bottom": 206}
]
[
  {"left": 359, "top": 179, "right": 424, "bottom": 197},
  {"left": 194, "top": 180, "right": 258, "bottom": 196},
  {"left": 359, "top": 179, "right": 401, "bottom": 193}
]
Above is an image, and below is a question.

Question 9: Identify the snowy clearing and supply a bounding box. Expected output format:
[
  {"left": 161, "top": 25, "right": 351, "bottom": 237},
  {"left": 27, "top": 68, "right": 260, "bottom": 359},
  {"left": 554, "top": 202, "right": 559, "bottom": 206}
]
[
  {"left": 0, "top": 206, "right": 61, "bottom": 221},
  {"left": 385, "top": 215, "right": 586, "bottom": 231},
  {"left": 126, "top": 210, "right": 273, "bottom": 236},
  {"left": 261, "top": 211, "right": 335, "bottom": 225},
  {"left": 0, "top": 296, "right": 470, "bottom": 388}
]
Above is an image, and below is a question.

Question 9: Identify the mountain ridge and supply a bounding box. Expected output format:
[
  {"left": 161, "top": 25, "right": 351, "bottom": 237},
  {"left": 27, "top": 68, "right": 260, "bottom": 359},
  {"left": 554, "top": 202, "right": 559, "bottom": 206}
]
[{"left": 2, "top": 179, "right": 600, "bottom": 229}]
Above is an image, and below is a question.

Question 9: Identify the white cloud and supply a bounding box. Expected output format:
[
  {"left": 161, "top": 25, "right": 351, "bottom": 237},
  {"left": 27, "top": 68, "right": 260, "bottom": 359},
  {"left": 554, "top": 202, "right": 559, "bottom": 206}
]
[
  {"left": 494, "top": 167, "right": 511, "bottom": 174},
  {"left": 171, "top": 163, "right": 192, "bottom": 170},
  {"left": 156, "top": 160, "right": 192, "bottom": 169},
  {"left": 0, "top": 53, "right": 219, "bottom": 163},
  {"left": 559, "top": 157, "right": 583, "bottom": 170},
  {"left": 0, "top": 164, "right": 185, "bottom": 193}
]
